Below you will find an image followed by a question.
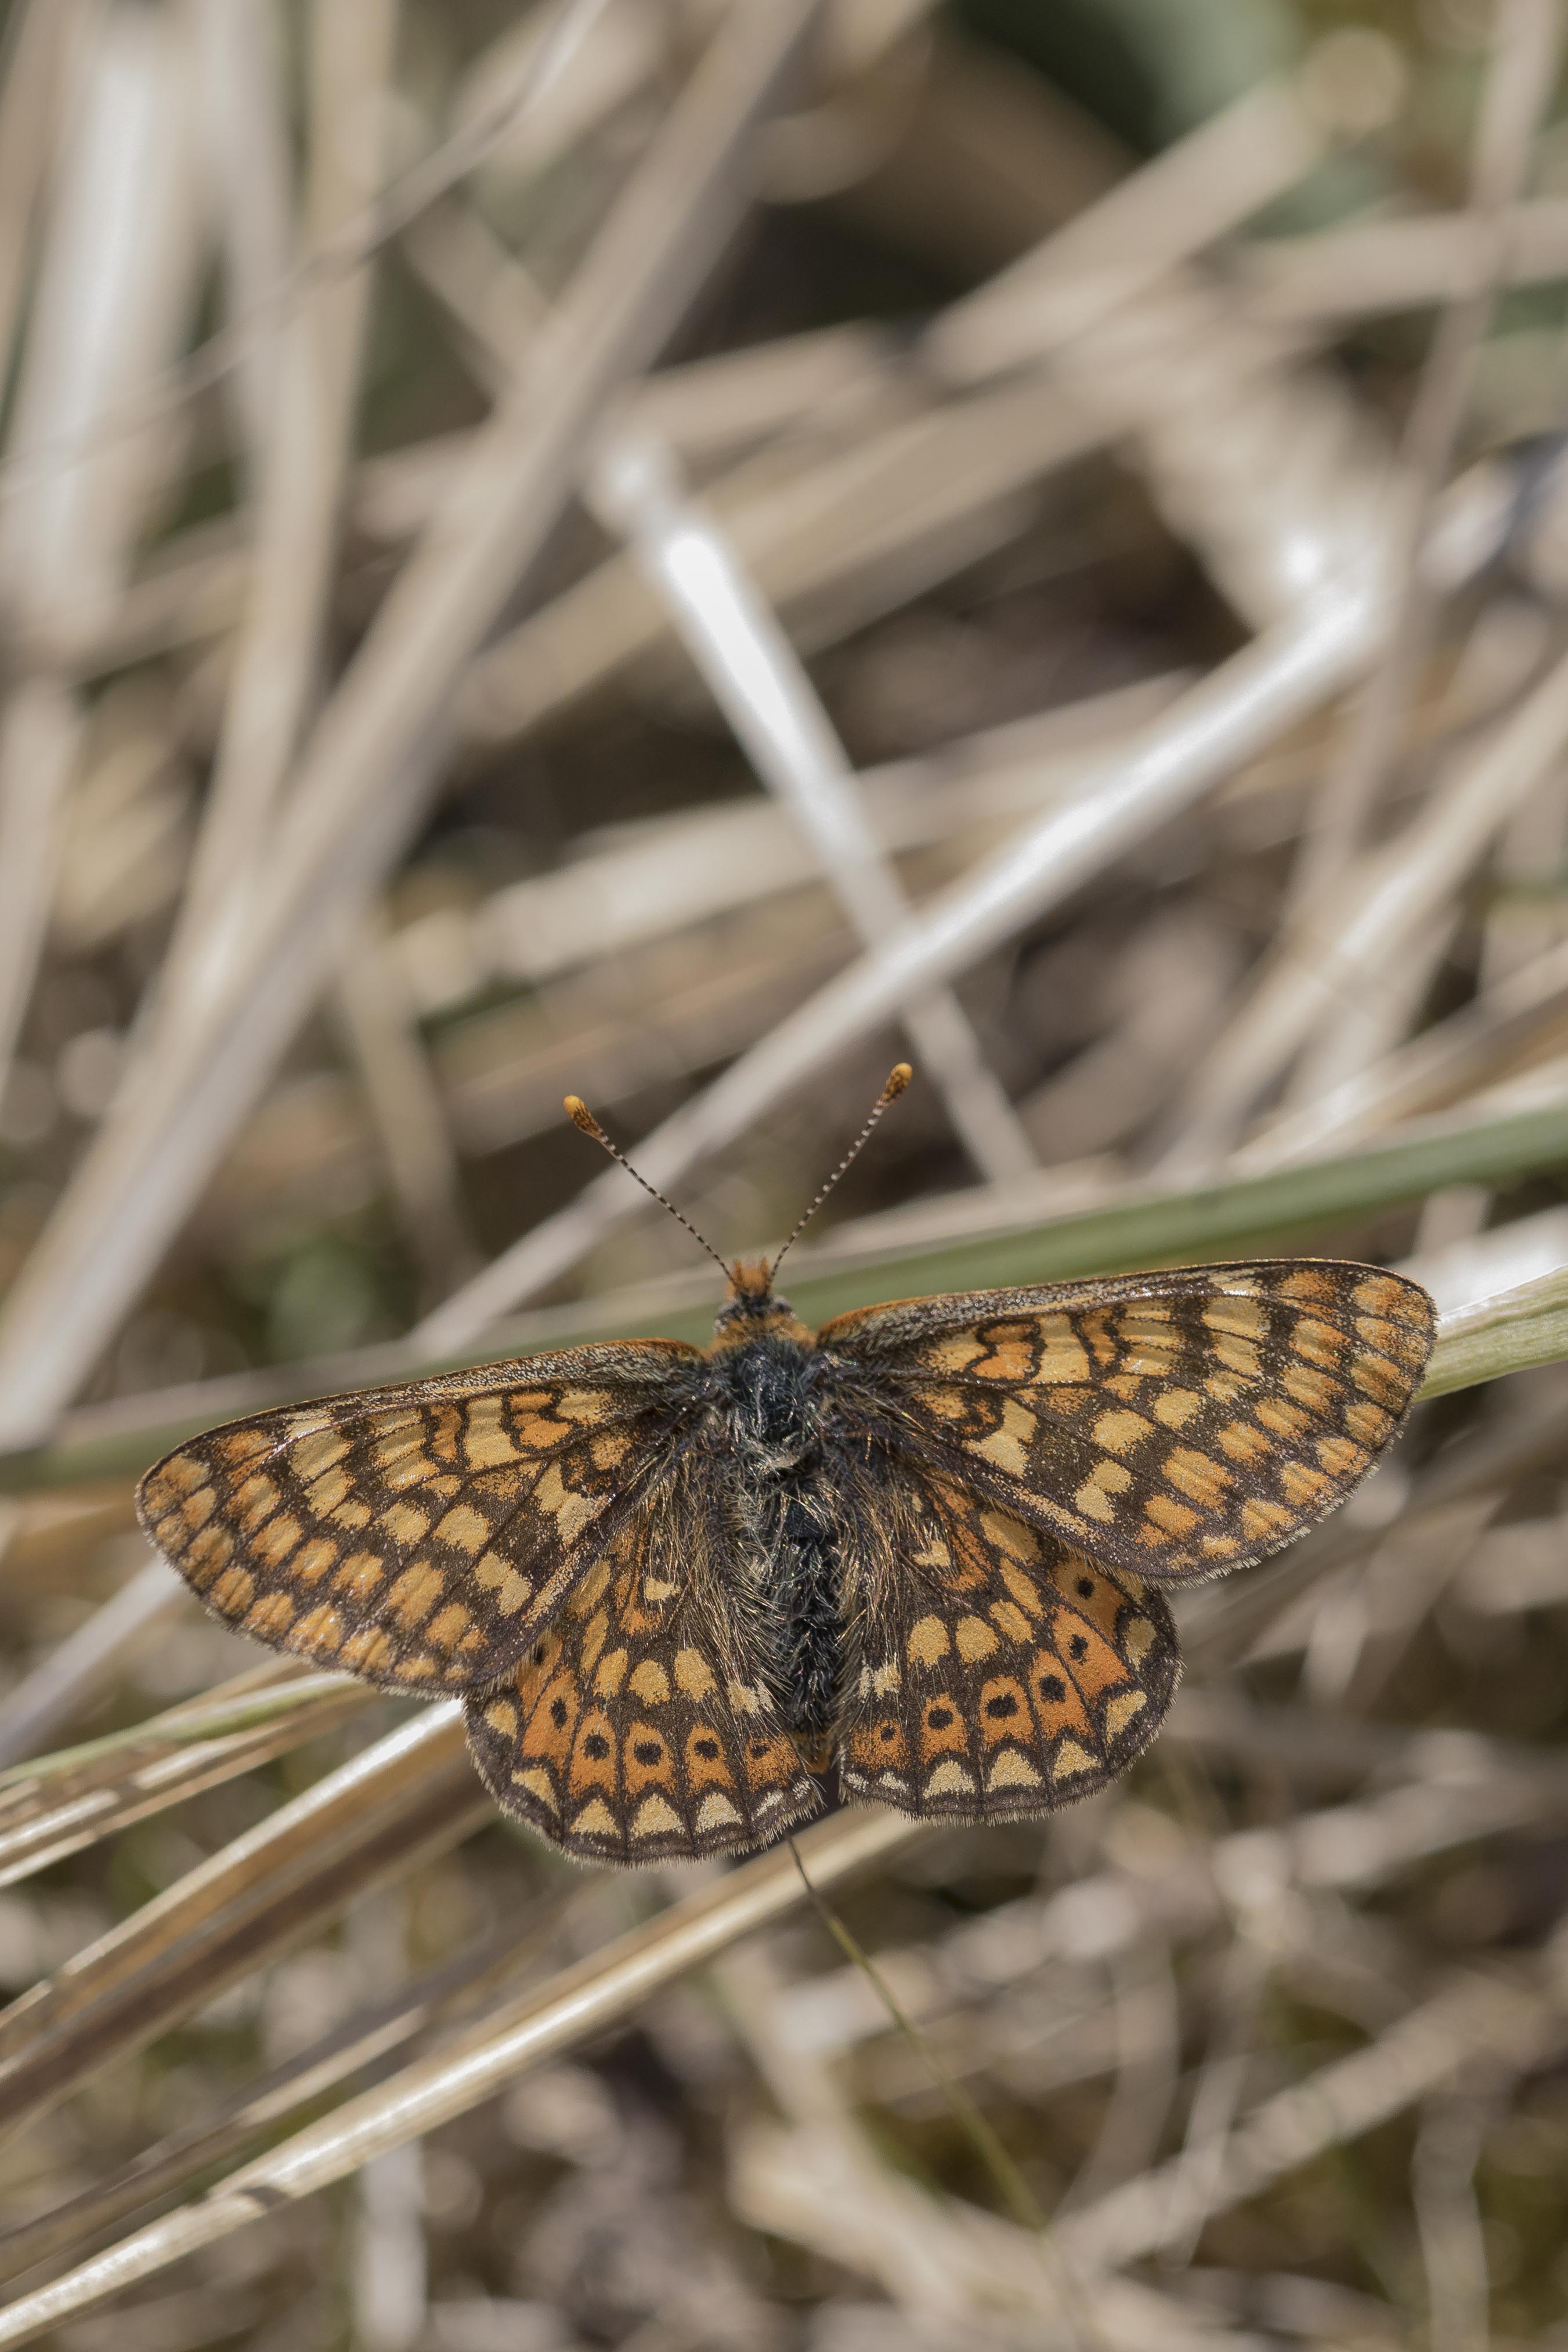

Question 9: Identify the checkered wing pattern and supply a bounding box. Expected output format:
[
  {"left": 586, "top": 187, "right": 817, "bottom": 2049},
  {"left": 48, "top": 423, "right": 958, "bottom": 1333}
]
[
  {"left": 465, "top": 1457, "right": 821, "bottom": 1863},
  {"left": 821, "top": 1262, "right": 1435, "bottom": 1584},
  {"left": 837, "top": 1468, "right": 1178, "bottom": 1819},
  {"left": 136, "top": 1342, "right": 702, "bottom": 1693}
]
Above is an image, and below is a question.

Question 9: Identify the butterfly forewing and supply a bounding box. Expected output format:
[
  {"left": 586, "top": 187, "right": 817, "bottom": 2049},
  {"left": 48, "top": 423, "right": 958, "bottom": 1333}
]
[
  {"left": 835, "top": 1465, "right": 1179, "bottom": 1819},
  {"left": 821, "top": 1262, "right": 1435, "bottom": 1584},
  {"left": 135, "top": 1342, "right": 702, "bottom": 1693},
  {"left": 465, "top": 1457, "right": 821, "bottom": 1862}
]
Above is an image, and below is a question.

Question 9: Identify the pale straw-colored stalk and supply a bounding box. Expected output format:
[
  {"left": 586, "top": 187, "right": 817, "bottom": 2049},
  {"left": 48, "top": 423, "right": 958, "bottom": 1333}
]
[
  {"left": 0, "top": 3, "right": 198, "bottom": 1096},
  {"left": 150, "top": 0, "right": 399, "bottom": 1047},
  {"left": 1412, "top": 2094, "right": 1495, "bottom": 2352},
  {"left": 189, "top": 0, "right": 291, "bottom": 482}
]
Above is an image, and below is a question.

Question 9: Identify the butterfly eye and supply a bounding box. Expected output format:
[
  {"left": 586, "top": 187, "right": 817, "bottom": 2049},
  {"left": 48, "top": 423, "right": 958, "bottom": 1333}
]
[
  {"left": 1038, "top": 1673, "right": 1067, "bottom": 1702},
  {"left": 583, "top": 1732, "right": 610, "bottom": 1760},
  {"left": 693, "top": 1736, "right": 720, "bottom": 1760},
  {"left": 633, "top": 1739, "right": 663, "bottom": 1765},
  {"left": 1075, "top": 1577, "right": 1094, "bottom": 1598},
  {"left": 1068, "top": 1635, "right": 1089, "bottom": 1661},
  {"left": 926, "top": 1704, "right": 954, "bottom": 1729},
  {"left": 984, "top": 1694, "right": 1018, "bottom": 1719},
  {"left": 549, "top": 1698, "right": 569, "bottom": 1727}
]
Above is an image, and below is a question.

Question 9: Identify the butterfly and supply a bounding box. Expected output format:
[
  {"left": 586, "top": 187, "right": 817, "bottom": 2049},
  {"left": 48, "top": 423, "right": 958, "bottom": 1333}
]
[{"left": 136, "top": 1067, "right": 1436, "bottom": 1866}]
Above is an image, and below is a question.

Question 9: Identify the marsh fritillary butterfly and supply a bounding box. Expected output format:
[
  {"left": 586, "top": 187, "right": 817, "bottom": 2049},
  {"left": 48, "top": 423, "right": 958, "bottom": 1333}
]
[{"left": 138, "top": 1069, "right": 1435, "bottom": 1864}]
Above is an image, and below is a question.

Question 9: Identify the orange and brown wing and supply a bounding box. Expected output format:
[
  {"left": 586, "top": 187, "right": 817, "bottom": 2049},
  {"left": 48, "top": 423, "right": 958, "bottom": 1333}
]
[
  {"left": 135, "top": 1341, "right": 700, "bottom": 1694},
  {"left": 821, "top": 1261, "right": 1434, "bottom": 1585},
  {"left": 465, "top": 1457, "right": 821, "bottom": 1863},
  {"left": 836, "top": 1468, "right": 1177, "bottom": 1820}
]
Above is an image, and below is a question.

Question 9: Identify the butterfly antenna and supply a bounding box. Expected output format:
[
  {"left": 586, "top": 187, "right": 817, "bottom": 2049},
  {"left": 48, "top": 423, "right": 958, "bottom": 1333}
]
[
  {"left": 772, "top": 1063, "right": 912, "bottom": 1279},
  {"left": 563, "top": 1095, "right": 731, "bottom": 1276}
]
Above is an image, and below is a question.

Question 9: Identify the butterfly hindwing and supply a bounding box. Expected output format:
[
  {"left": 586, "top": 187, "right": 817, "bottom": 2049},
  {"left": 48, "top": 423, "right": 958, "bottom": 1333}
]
[
  {"left": 821, "top": 1261, "right": 1434, "bottom": 1584},
  {"left": 464, "top": 1455, "right": 822, "bottom": 1863},
  {"left": 136, "top": 1341, "right": 702, "bottom": 1693},
  {"left": 836, "top": 1465, "right": 1179, "bottom": 1819}
]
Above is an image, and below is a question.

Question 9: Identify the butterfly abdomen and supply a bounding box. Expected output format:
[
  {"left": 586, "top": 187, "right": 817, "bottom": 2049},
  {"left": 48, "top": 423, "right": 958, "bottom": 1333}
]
[
  {"left": 711, "top": 1334, "right": 842, "bottom": 1748},
  {"left": 770, "top": 1485, "right": 840, "bottom": 1743}
]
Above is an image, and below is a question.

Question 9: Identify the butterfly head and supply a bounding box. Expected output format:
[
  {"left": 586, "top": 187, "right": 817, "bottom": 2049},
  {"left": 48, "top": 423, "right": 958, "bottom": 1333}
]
[
  {"left": 711, "top": 1256, "right": 806, "bottom": 1345},
  {"left": 563, "top": 1067, "right": 912, "bottom": 1343}
]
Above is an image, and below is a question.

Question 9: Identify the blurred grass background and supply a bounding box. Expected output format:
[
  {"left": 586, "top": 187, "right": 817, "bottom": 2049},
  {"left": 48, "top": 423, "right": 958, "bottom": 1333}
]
[{"left": 5, "top": 0, "right": 1568, "bottom": 2346}]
